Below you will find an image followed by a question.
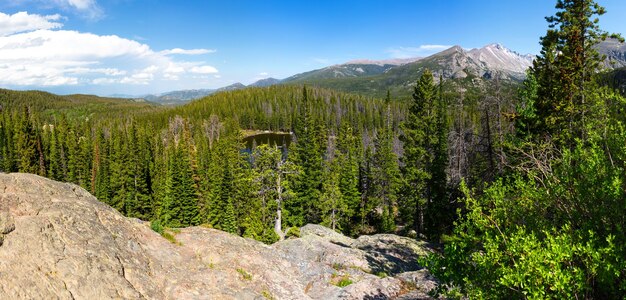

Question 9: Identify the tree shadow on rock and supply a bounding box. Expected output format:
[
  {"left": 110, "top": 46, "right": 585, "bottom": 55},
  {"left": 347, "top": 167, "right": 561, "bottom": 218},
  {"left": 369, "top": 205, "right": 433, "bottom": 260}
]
[{"left": 358, "top": 240, "right": 424, "bottom": 275}]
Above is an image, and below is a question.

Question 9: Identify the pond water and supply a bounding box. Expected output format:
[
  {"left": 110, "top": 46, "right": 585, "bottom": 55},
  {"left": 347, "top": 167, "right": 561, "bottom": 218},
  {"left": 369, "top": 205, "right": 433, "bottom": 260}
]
[{"left": 243, "top": 132, "right": 292, "bottom": 151}]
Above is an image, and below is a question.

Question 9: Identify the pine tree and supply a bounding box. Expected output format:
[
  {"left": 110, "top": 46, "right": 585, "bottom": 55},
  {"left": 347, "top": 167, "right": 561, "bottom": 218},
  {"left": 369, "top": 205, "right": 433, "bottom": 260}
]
[
  {"left": 47, "top": 125, "right": 63, "bottom": 181},
  {"left": 15, "top": 107, "right": 40, "bottom": 174},
  {"left": 127, "top": 123, "right": 153, "bottom": 220},
  {"left": 0, "top": 112, "right": 16, "bottom": 172},
  {"left": 320, "top": 155, "right": 347, "bottom": 232},
  {"left": 526, "top": 0, "right": 623, "bottom": 145},
  {"left": 289, "top": 86, "right": 324, "bottom": 226},
  {"left": 162, "top": 137, "right": 200, "bottom": 228},
  {"left": 358, "top": 146, "right": 375, "bottom": 232},
  {"left": 400, "top": 70, "right": 438, "bottom": 235},
  {"left": 92, "top": 128, "right": 112, "bottom": 203},
  {"left": 73, "top": 126, "right": 93, "bottom": 190},
  {"left": 371, "top": 91, "right": 400, "bottom": 233},
  {"left": 425, "top": 77, "right": 451, "bottom": 238},
  {"left": 337, "top": 122, "right": 361, "bottom": 234}
]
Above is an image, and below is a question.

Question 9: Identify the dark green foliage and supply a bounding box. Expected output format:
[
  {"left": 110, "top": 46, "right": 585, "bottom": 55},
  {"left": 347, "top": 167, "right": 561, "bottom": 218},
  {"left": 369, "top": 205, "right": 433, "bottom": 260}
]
[
  {"left": 427, "top": 1, "right": 626, "bottom": 298},
  {"left": 369, "top": 91, "right": 400, "bottom": 233},
  {"left": 161, "top": 133, "right": 200, "bottom": 228},
  {"left": 523, "top": 0, "right": 623, "bottom": 146},
  {"left": 0, "top": 71, "right": 438, "bottom": 245},
  {"left": 150, "top": 219, "right": 164, "bottom": 235},
  {"left": 320, "top": 155, "right": 347, "bottom": 231},
  {"left": 16, "top": 107, "right": 43, "bottom": 175},
  {"left": 400, "top": 70, "right": 451, "bottom": 238},
  {"left": 427, "top": 135, "right": 626, "bottom": 298},
  {"left": 336, "top": 122, "right": 361, "bottom": 234},
  {"left": 289, "top": 86, "right": 326, "bottom": 226},
  {"left": 400, "top": 71, "right": 436, "bottom": 235},
  {"left": 426, "top": 79, "right": 451, "bottom": 238}
]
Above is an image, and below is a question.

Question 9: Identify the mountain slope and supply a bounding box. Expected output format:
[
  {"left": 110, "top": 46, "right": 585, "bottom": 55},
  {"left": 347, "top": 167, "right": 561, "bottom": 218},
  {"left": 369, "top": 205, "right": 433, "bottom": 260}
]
[
  {"left": 249, "top": 77, "right": 281, "bottom": 87},
  {"left": 282, "top": 57, "right": 423, "bottom": 83},
  {"left": 0, "top": 173, "right": 437, "bottom": 299},
  {"left": 139, "top": 83, "right": 246, "bottom": 105},
  {"left": 143, "top": 89, "right": 216, "bottom": 105},
  {"left": 0, "top": 89, "right": 158, "bottom": 120},
  {"left": 468, "top": 43, "right": 534, "bottom": 78},
  {"left": 283, "top": 64, "right": 398, "bottom": 82},
  {"left": 597, "top": 38, "right": 626, "bottom": 68},
  {"left": 283, "top": 44, "right": 532, "bottom": 98}
]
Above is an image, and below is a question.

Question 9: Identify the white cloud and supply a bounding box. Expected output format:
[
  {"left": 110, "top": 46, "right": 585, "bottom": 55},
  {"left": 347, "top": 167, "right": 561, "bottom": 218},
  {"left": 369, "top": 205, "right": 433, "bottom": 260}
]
[
  {"left": 160, "top": 48, "right": 216, "bottom": 55},
  {"left": 259, "top": 72, "right": 269, "bottom": 76},
  {"left": 190, "top": 65, "right": 218, "bottom": 74},
  {"left": 0, "top": 11, "right": 63, "bottom": 36},
  {"left": 92, "top": 77, "right": 114, "bottom": 84},
  {"left": 53, "top": 0, "right": 103, "bottom": 20},
  {"left": 0, "top": 12, "right": 219, "bottom": 88},
  {"left": 386, "top": 44, "right": 452, "bottom": 59},
  {"left": 65, "top": 0, "right": 95, "bottom": 10},
  {"left": 66, "top": 67, "right": 127, "bottom": 76}
]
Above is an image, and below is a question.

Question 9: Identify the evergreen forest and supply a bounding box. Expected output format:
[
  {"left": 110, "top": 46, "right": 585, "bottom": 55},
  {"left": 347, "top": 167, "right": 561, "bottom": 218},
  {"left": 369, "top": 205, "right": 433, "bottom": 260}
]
[{"left": 0, "top": 0, "right": 625, "bottom": 298}]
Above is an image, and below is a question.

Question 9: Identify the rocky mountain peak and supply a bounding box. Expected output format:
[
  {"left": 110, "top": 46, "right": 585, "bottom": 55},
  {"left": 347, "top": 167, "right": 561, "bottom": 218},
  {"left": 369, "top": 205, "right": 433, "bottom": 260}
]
[
  {"left": 434, "top": 45, "right": 466, "bottom": 57},
  {"left": 466, "top": 43, "right": 533, "bottom": 78},
  {"left": 343, "top": 57, "right": 423, "bottom": 67}
]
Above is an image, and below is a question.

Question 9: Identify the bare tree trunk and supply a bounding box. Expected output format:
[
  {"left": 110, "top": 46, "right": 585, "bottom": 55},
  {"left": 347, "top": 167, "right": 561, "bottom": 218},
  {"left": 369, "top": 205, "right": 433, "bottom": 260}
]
[{"left": 275, "top": 160, "right": 285, "bottom": 241}]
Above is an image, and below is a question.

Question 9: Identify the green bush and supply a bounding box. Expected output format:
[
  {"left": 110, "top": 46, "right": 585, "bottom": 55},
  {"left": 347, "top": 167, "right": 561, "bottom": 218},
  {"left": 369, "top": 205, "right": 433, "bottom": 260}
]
[
  {"left": 425, "top": 141, "right": 626, "bottom": 299},
  {"left": 150, "top": 220, "right": 164, "bottom": 235},
  {"left": 286, "top": 226, "right": 300, "bottom": 238}
]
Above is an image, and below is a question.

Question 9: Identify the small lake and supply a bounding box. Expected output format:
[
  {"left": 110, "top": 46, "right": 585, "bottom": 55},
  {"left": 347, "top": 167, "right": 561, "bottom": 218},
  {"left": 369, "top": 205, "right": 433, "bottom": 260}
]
[{"left": 243, "top": 132, "right": 292, "bottom": 151}]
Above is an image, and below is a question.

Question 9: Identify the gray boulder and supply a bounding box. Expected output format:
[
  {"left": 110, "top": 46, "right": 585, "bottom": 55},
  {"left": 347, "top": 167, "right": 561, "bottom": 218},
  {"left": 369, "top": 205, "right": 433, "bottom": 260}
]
[{"left": 0, "top": 173, "right": 437, "bottom": 299}]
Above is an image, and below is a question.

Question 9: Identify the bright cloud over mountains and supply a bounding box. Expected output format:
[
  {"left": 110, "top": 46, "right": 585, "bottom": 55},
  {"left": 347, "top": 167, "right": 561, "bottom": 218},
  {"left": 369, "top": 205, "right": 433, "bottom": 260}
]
[{"left": 0, "top": 11, "right": 217, "bottom": 90}]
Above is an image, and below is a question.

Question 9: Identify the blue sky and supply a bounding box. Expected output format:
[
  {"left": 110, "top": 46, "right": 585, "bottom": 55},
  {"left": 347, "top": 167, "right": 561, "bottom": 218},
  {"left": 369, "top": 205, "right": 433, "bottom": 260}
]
[{"left": 0, "top": 0, "right": 625, "bottom": 96}]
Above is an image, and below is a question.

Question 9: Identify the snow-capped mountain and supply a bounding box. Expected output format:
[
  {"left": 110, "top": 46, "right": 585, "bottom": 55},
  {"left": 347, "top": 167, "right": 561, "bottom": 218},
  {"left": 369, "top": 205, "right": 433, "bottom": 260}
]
[
  {"left": 343, "top": 57, "right": 423, "bottom": 66},
  {"left": 468, "top": 43, "right": 534, "bottom": 76}
]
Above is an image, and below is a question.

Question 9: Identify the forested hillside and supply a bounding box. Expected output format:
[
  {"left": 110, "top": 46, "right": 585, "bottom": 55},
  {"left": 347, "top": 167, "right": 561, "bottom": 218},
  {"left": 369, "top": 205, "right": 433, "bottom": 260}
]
[{"left": 0, "top": 0, "right": 625, "bottom": 298}]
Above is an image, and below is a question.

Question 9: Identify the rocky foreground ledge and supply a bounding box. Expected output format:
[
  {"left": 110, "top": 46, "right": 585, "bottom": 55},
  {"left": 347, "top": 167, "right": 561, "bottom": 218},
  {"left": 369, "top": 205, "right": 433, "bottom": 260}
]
[{"left": 0, "top": 173, "right": 437, "bottom": 299}]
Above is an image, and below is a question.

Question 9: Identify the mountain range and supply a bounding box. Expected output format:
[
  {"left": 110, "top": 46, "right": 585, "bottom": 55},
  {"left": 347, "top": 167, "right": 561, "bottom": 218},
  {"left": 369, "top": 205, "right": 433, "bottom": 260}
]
[{"left": 121, "top": 40, "right": 626, "bottom": 104}]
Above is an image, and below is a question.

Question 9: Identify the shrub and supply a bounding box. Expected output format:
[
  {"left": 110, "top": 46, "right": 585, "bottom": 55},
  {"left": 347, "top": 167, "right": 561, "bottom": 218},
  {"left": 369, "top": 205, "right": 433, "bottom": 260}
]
[
  {"left": 286, "top": 226, "right": 300, "bottom": 238},
  {"left": 150, "top": 220, "right": 164, "bottom": 234}
]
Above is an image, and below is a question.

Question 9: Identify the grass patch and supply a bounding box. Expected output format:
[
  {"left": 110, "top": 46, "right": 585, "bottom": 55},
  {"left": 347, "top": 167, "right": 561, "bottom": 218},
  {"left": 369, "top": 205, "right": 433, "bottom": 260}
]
[
  {"left": 150, "top": 220, "right": 183, "bottom": 245},
  {"left": 331, "top": 272, "right": 353, "bottom": 288},
  {"left": 376, "top": 271, "right": 388, "bottom": 278},
  {"left": 336, "top": 276, "right": 353, "bottom": 288},
  {"left": 261, "top": 289, "right": 274, "bottom": 300},
  {"left": 162, "top": 231, "right": 182, "bottom": 245},
  {"left": 237, "top": 268, "right": 252, "bottom": 281}
]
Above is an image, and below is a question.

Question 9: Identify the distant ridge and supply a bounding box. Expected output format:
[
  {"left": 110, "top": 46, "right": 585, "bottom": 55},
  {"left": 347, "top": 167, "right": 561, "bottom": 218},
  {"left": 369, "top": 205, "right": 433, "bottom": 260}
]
[
  {"left": 343, "top": 57, "right": 423, "bottom": 66},
  {"left": 115, "top": 40, "right": 626, "bottom": 104},
  {"left": 249, "top": 77, "right": 281, "bottom": 87}
]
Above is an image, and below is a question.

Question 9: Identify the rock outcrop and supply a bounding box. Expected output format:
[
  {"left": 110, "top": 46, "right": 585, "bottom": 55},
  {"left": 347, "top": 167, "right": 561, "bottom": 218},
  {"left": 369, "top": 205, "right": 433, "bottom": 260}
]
[{"left": 0, "top": 173, "right": 437, "bottom": 299}]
